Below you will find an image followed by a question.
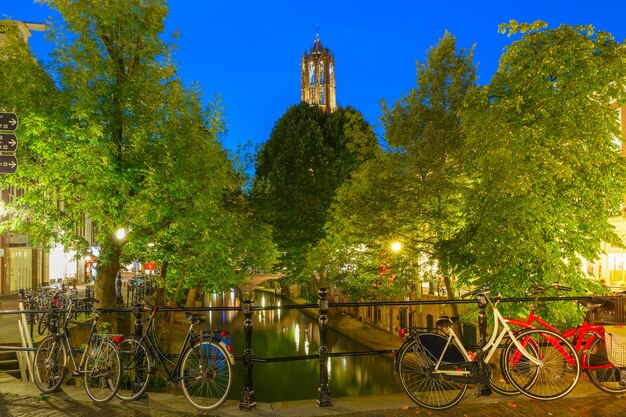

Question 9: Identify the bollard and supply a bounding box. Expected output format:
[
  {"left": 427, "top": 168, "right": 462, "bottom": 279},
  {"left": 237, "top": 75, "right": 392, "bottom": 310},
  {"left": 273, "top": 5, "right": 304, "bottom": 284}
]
[
  {"left": 239, "top": 300, "right": 256, "bottom": 410},
  {"left": 317, "top": 288, "right": 332, "bottom": 407}
]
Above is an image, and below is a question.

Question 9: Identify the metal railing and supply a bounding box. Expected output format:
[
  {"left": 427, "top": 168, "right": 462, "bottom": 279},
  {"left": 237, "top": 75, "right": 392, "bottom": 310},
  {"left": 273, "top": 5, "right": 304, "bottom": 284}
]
[{"left": 0, "top": 288, "right": 597, "bottom": 409}]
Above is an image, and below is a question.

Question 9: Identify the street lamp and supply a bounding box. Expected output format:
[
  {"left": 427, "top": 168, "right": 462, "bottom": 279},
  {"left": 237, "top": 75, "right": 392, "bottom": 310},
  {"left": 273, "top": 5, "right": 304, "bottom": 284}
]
[{"left": 115, "top": 228, "right": 126, "bottom": 240}]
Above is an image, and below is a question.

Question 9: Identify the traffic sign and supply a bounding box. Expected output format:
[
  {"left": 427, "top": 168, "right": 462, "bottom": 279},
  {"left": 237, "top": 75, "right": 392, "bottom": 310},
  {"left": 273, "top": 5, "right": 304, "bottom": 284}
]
[
  {"left": 0, "top": 155, "right": 17, "bottom": 174},
  {"left": 0, "top": 112, "right": 18, "bottom": 132},
  {"left": 0, "top": 133, "right": 18, "bottom": 152}
]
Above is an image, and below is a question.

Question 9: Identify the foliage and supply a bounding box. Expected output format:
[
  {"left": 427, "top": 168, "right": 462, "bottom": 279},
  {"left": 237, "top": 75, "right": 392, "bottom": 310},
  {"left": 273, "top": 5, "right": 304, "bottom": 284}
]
[
  {"left": 316, "top": 32, "right": 476, "bottom": 299},
  {"left": 253, "top": 103, "right": 378, "bottom": 285},
  {"left": 455, "top": 22, "right": 626, "bottom": 304},
  {"left": 0, "top": 0, "right": 276, "bottom": 306}
]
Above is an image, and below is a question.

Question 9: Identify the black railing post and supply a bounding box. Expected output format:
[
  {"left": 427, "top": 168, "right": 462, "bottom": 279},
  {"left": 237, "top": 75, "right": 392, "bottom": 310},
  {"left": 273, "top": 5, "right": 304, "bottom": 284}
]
[
  {"left": 317, "top": 288, "right": 332, "bottom": 407},
  {"left": 133, "top": 304, "right": 143, "bottom": 338},
  {"left": 476, "top": 294, "right": 491, "bottom": 396},
  {"left": 477, "top": 295, "right": 487, "bottom": 349},
  {"left": 239, "top": 300, "right": 256, "bottom": 410},
  {"left": 132, "top": 304, "right": 147, "bottom": 397}
]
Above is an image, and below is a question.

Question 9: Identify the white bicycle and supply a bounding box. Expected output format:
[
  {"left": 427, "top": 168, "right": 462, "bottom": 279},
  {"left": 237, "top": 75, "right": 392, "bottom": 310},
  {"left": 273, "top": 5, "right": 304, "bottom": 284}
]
[{"left": 394, "top": 287, "right": 581, "bottom": 410}]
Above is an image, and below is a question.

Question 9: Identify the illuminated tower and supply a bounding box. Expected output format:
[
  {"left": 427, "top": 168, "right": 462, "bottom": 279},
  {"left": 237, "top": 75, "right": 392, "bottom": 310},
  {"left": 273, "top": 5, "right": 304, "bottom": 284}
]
[{"left": 301, "top": 33, "right": 336, "bottom": 113}]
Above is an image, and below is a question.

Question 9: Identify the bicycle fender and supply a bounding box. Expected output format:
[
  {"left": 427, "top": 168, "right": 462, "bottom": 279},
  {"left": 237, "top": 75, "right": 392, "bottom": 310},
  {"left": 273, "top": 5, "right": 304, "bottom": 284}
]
[{"left": 218, "top": 340, "right": 236, "bottom": 366}]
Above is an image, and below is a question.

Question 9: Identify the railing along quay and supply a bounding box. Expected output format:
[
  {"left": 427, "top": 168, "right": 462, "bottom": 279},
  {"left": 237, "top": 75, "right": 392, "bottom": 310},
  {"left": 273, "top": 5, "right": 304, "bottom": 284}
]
[{"left": 0, "top": 288, "right": 597, "bottom": 410}]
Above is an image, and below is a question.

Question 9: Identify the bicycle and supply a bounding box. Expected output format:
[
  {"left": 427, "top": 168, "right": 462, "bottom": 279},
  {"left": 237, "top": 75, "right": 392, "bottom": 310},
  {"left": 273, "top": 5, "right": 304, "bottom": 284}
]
[
  {"left": 116, "top": 303, "right": 235, "bottom": 411},
  {"left": 32, "top": 296, "right": 123, "bottom": 403},
  {"left": 394, "top": 287, "right": 580, "bottom": 410},
  {"left": 491, "top": 283, "right": 626, "bottom": 395},
  {"left": 18, "top": 288, "right": 39, "bottom": 337}
]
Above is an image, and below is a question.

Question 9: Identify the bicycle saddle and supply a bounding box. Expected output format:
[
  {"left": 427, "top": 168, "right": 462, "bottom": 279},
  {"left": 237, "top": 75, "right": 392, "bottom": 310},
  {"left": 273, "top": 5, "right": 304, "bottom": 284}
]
[
  {"left": 579, "top": 299, "right": 605, "bottom": 310},
  {"left": 185, "top": 312, "right": 206, "bottom": 324},
  {"left": 436, "top": 315, "right": 459, "bottom": 327}
]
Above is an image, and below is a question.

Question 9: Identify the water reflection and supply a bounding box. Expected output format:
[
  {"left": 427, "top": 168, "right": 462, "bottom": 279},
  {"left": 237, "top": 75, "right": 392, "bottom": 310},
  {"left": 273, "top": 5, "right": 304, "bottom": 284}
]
[{"left": 203, "top": 289, "right": 402, "bottom": 401}]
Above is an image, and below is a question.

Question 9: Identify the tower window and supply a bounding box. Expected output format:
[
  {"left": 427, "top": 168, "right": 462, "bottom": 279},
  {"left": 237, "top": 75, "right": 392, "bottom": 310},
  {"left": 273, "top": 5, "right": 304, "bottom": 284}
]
[
  {"left": 320, "top": 90, "right": 325, "bottom": 105},
  {"left": 309, "top": 61, "right": 315, "bottom": 85},
  {"left": 320, "top": 61, "right": 325, "bottom": 84}
]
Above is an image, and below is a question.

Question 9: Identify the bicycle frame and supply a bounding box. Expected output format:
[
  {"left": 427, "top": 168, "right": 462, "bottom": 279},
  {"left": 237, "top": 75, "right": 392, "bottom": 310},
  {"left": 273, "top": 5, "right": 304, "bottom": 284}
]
[
  {"left": 131, "top": 307, "right": 234, "bottom": 383},
  {"left": 504, "top": 305, "right": 606, "bottom": 370},
  {"left": 50, "top": 301, "right": 105, "bottom": 376},
  {"left": 429, "top": 297, "right": 543, "bottom": 380}
]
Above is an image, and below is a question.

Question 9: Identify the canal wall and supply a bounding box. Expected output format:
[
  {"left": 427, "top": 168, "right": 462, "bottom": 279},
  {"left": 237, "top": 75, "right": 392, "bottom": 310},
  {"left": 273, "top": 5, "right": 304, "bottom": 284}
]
[{"left": 279, "top": 288, "right": 462, "bottom": 352}]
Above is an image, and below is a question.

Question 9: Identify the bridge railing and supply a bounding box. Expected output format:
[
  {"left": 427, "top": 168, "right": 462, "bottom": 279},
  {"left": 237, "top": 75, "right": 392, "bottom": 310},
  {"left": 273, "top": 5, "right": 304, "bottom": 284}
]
[{"left": 0, "top": 288, "right": 594, "bottom": 409}]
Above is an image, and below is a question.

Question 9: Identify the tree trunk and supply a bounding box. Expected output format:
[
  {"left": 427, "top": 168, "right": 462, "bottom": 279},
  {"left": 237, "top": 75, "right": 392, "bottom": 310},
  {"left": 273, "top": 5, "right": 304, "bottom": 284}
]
[
  {"left": 185, "top": 285, "right": 201, "bottom": 307},
  {"left": 443, "top": 275, "right": 462, "bottom": 337},
  {"left": 153, "top": 261, "right": 168, "bottom": 307},
  {"left": 94, "top": 261, "right": 118, "bottom": 308}
]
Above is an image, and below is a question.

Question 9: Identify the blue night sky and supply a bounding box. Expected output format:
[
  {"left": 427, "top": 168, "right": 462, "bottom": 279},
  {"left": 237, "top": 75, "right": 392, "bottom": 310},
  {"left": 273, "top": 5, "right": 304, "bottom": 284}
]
[{"left": 3, "top": 1, "right": 626, "bottom": 152}]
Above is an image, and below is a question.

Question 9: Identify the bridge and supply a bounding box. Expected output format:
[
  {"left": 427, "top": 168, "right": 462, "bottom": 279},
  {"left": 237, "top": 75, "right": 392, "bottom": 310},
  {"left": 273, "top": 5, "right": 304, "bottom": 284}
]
[{"left": 240, "top": 273, "right": 282, "bottom": 295}]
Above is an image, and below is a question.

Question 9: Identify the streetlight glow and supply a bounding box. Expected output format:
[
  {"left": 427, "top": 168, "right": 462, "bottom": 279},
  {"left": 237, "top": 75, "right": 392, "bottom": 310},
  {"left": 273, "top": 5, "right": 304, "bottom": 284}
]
[{"left": 115, "top": 228, "right": 126, "bottom": 240}]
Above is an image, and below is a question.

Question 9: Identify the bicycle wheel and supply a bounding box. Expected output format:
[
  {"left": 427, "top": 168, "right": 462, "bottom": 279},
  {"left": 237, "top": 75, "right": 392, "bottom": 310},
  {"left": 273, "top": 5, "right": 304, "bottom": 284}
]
[
  {"left": 33, "top": 335, "right": 67, "bottom": 393},
  {"left": 490, "top": 333, "right": 541, "bottom": 396},
  {"left": 83, "top": 339, "right": 122, "bottom": 403},
  {"left": 583, "top": 336, "right": 626, "bottom": 394},
  {"left": 489, "top": 333, "right": 520, "bottom": 396},
  {"left": 116, "top": 336, "right": 153, "bottom": 401},
  {"left": 503, "top": 328, "right": 580, "bottom": 400},
  {"left": 397, "top": 332, "right": 467, "bottom": 410},
  {"left": 37, "top": 311, "right": 49, "bottom": 335},
  {"left": 180, "top": 340, "right": 233, "bottom": 411}
]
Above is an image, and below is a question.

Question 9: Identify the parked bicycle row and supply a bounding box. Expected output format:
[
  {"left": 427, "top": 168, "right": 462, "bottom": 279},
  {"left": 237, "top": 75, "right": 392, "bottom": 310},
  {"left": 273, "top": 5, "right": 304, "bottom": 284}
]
[
  {"left": 28, "top": 296, "right": 234, "bottom": 411},
  {"left": 18, "top": 284, "right": 94, "bottom": 336},
  {"left": 15, "top": 285, "right": 626, "bottom": 412},
  {"left": 395, "top": 285, "right": 626, "bottom": 410}
]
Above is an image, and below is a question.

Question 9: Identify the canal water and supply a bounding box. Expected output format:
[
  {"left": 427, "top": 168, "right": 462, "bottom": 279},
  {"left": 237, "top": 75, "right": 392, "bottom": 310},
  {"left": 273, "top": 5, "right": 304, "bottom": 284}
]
[{"left": 203, "top": 290, "right": 403, "bottom": 402}]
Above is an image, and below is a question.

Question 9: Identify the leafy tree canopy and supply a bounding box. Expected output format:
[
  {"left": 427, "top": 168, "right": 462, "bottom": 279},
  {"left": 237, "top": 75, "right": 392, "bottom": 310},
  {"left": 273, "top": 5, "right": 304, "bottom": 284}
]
[
  {"left": 456, "top": 21, "right": 626, "bottom": 300},
  {"left": 314, "top": 32, "right": 476, "bottom": 299},
  {"left": 0, "top": 0, "right": 276, "bottom": 306},
  {"left": 253, "top": 103, "right": 378, "bottom": 285}
]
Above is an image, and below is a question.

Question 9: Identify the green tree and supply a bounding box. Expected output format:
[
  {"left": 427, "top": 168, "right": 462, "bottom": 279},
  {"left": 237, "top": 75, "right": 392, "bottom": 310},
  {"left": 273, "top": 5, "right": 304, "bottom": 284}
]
[
  {"left": 456, "top": 21, "right": 626, "bottom": 311},
  {"left": 318, "top": 32, "right": 476, "bottom": 302},
  {"left": 253, "top": 103, "right": 378, "bottom": 288},
  {"left": 0, "top": 1, "right": 274, "bottom": 307}
]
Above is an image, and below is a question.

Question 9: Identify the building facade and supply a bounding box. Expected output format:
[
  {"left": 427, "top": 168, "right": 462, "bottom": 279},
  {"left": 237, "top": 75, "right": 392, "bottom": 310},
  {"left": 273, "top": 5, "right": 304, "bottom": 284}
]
[{"left": 301, "top": 34, "right": 336, "bottom": 113}]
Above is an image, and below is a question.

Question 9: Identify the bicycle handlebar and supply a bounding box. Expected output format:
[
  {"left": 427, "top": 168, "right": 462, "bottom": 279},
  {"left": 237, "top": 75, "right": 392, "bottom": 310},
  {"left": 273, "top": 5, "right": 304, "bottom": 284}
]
[
  {"left": 461, "top": 286, "right": 490, "bottom": 299},
  {"left": 527, "top": 282, "right": 572, "bottom": 295}
]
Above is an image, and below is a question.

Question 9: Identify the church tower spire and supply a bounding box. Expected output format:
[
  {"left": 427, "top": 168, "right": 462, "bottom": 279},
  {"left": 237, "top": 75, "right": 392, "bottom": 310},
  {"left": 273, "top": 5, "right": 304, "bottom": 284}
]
[{"left": 301, "top": 32, "right": 336, "bottom": 113}]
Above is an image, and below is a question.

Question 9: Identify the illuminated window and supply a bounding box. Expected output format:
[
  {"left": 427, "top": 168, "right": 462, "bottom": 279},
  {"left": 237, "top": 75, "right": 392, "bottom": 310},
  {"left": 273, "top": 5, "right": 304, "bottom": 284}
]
[{"left": 309, "top": 61, "right": 315, "bottom": 85}]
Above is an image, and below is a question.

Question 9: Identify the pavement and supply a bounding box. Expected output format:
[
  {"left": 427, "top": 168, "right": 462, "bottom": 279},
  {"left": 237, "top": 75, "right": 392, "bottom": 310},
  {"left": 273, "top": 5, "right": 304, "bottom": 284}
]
[{"left": 1, "top": 290, "right": 626, "bottom": 416}]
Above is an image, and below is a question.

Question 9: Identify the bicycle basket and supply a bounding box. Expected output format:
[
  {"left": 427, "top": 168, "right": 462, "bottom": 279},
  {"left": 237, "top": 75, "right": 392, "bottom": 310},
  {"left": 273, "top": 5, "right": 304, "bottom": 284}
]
[
  {"left": 588, "top": 295, "right": 626, "bottom": 324},
  {"left": 605, "top": 326, "right": 626, "bottom": 367}
]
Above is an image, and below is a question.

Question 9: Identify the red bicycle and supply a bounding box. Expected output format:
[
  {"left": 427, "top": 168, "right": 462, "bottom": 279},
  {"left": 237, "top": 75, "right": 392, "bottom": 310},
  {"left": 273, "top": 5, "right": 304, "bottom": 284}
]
[{"left": 491, "top": 283, "right": 626, "bottom": 395}]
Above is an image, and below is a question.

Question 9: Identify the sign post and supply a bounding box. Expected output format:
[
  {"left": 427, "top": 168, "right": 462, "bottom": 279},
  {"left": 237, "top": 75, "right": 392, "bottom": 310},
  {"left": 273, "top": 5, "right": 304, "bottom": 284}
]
[
  {"left": 0, "top": 112, "right": 18, "bottom": 132},
  {"left": 0, "top": 133, "right": 18, "bottom": 152},
  {"left": 0, "top": 155, "right": 18, "bottom": 174},
  {"left": 0, "top": 112, "right": 18, "bottom": 174}
]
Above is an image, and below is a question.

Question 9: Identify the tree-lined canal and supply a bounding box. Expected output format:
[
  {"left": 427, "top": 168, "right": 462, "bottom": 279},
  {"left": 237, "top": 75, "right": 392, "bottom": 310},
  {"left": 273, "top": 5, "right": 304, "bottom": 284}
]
[{"left": 203, "top": 290, "right": 403, "bottom": 402}]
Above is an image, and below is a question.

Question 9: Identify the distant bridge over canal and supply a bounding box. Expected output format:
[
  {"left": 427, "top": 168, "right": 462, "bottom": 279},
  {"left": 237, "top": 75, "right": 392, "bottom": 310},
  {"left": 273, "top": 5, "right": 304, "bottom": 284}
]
[{"left": 240, "top": 273, "right": 282, "bottom": 294}]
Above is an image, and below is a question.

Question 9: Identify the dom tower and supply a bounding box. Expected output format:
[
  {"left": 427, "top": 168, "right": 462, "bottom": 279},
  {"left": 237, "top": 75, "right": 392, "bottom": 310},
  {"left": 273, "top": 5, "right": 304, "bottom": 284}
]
[{"left": 301, "top": 34, "right": 336, "bottom": 113}]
